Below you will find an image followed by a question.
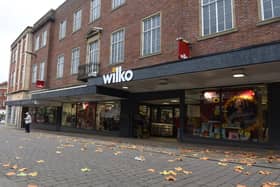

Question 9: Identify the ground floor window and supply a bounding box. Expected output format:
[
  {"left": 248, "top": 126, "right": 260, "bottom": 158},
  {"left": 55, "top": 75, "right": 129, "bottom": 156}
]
[
  {"left": 61, "top": 101, "right": 121, "bottom": 132},
  {"left": 186, "top": 85, "right": 268, "bottom": 142},
  {"left": 62, "top": 103, "right": 77, "bottom": 128},
  {"left": 30, "top": 107, "right": 58, "bottom": 125},
  {"left": 96, "top": 101, "right": 120, "bottom": 132}
]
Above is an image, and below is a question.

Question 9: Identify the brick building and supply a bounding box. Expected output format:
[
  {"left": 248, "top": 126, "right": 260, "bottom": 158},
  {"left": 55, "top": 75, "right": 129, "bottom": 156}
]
[
  {"left": 0, "top": 82, "right": 7, "bottom": 119},
  {"left": 7, "top": 0, "right": 280, "bottom": 145},
  {"left": 6, "top": 27, "right": 33, "bottom": 127}
]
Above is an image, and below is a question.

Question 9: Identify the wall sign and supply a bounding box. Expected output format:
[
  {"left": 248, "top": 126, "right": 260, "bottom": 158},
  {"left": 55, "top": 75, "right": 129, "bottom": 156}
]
[
  {"left": 103, "top": 66, "right": 133, "bottom": 85},
  {"left": 177, "top": 37, "right": 190, "bottom": 60},
  {"left": 36, "top": 80, "right": 45, "bottom": 88}
]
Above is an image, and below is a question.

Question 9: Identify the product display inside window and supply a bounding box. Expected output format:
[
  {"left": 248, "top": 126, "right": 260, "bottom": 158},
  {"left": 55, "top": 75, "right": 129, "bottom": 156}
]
[
  {"left": 77, "top": 102, "right": 96, "bottom": 129},
  {"left": 62, "top": 103, "right": 77, "bottom": 128},
  {"left": 137, "top": 102, "right": 180, "bottom": 138},
  {"left": 186, "top": 85, "right": 268, "bottom": 142},
  {"left": 30, "top": 107, "right": 58, "bottom": 125},
  {"left": 96, "top": 101, "right": 120, "bottom": 132}
]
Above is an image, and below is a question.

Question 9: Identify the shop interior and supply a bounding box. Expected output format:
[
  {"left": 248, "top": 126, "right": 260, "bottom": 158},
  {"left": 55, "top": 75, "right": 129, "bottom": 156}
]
[
  {"left": 61, "top": 101, "right": 121, "bottom": 132},
  {"left": 137, "top": 99, "right": 180, "bottom": 138},
  {"left": 185, "top": 85, "right": 269, "bottom": 143},
  {"left": 136, "top": 85, "right": 269, "bottom": 143}
]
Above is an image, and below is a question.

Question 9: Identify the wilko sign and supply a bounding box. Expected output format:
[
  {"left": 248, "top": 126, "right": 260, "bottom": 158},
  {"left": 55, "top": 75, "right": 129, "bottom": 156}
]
[{"left": 103, "top": 66, "right": 133, "bottom": 85}]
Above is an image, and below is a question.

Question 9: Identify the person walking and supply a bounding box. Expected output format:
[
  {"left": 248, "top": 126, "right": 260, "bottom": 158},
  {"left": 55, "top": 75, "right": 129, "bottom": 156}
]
[{"left": 24, "top": 112, "right": 32, "bottom": 133}]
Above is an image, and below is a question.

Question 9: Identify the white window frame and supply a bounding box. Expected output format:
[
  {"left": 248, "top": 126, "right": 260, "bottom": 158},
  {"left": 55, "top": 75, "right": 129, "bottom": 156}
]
[
  {"left": 57, "top": 55, "right": 64, "bottom": 78},
  {"left": 71, "top": 47, "right": 80, "bottom": 75},
  {"left": 41, "top": 30, "right": 47, "bottom": 47},
  {"left": 201, "top": 0, "right": 234, "bottom": 36},
  {"left": 34, "top": 36, "right": 40, "bottom": 51},
  {"left": 112, "top": 0, "right": 125, "bottom": 10},
  {"left": 110, "top": 28, "right": 125, "bottom": 64},
  {"left": 88, "top": 40, "right": 99, "bottom": 64},
  {"left": 32, "top": 64, "right": 37, "bottom": 83},
  {"left": 90, "top": 0, "right": 101, "bottom": 22},
  {"left": 59, "top": 20, "right": 67, "bottom": 40},
  {"left": 260, "top": 0, "right": 280, "bottom": 20},
  {"left": 141, "top": 13, "right": 161, "bottom": 57},
  {"left": 39, "top": 62, "right": 45, "bottom": 81},
  {"left": 73, "top": 9, "right": 82, "bottom": 32}
]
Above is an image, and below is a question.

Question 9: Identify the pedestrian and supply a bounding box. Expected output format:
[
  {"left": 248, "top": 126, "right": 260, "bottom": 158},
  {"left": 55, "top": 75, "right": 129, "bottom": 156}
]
[{"left": 24, "top": 112, "right": 32, "bottom": 133}]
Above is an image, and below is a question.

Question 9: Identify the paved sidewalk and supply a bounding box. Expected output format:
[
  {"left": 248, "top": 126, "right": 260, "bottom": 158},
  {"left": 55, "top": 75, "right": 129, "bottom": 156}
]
[{"left": 0, "top": 127, "right": 279, "bottom": 187}]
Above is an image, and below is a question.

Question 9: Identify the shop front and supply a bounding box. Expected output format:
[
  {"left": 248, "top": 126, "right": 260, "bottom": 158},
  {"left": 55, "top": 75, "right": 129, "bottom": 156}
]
[
  {"left": 61, "top": 101, "right": 121, "bottom": 134},
  {"left": 185, "top": 85, "right": 268, "bottom": 143},
  {"left": 87, "top": 41, "right": 280, "bottom": 145}
]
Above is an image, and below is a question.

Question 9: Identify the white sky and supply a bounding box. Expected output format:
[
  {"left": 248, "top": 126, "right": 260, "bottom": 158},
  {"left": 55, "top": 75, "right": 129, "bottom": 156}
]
[{"left": 0, "top": 0, "right": 65, "bottom": 83}]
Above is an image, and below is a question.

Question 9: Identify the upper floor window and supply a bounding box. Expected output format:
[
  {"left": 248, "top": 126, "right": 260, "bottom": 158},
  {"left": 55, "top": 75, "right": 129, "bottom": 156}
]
[
  {"left": 88, "top": 40, "right": 99, "bottom": 64},
  {"left": 32, "top": 64, "right": 37, "bottom": 83},
  {"left": 39, "top": 62, "right": 45, "bottom": 80},
  {"left": 59, "top": 20, "right": 67, "bottom": 40},
  {"left": 34, "top": 36, "right": 40, "bottom": 51},
  {"left": 71, "top": 47, "right": 80, "bottom": 74},
  {"left": 261, "top": 0, "right": 280, "bottom": 20},
  {"left": 112, "top": 0, "right": 125, "bottom": 10},
  {"left": 110, "top": 29, "right": 124, "bottom": 64},
  {"left": 90, "top": 0, "right": 101, "bottom": 22},
  {"left": 142, "top": 13, "right": 161, "bottom": 56},
  {"left": 73, "top": 9, "right": 82, "bottom": 32},
  {"left": 11, "top": 48, "right": 17, "bottom": 63},
  {"left": 57, "top": 55, "right": 64, "bottom": 78},
  {"left": 41, "top": 30, "right": 47, "bottom": 47},
  {"left": 201, "top": 0, "right": 233, "bottom": 36}
]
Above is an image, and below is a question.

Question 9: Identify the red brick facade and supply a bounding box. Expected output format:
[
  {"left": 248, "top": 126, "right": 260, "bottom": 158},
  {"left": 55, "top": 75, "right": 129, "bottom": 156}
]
[
  {"left": 0, "top": 82, "right": 7, "bottom": 110},
  {"left": 30, "top": 0, "right": 280, "bottom": 90}
]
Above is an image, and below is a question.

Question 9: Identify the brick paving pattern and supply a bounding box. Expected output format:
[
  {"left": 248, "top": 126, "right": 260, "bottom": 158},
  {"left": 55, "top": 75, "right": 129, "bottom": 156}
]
[{"left": 0, "top": 127, "right": 279, "bottom": 187}]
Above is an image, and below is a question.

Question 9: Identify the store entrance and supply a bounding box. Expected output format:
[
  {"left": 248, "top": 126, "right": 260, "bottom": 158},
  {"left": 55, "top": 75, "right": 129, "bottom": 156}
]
[{"left": 136, "top": 99, "right": 180, "bottom": 138}]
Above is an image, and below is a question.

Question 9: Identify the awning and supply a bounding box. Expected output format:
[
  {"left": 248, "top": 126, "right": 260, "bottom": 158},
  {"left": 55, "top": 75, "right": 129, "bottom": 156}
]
[
  {"left": 5, "top": 99, "right": 61, "bottom": 106},
  {"left": 31, "top": 85, "right": 129, "bottom": 102}
]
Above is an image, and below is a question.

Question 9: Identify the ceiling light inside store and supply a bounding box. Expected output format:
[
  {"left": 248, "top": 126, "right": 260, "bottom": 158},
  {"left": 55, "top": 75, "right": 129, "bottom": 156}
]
[
  {"left": 170, "top": 99, "right": 179, "bottom": 103},
  {"left": 232, "top": 69, "right": 246, "bottom": 78},
  {"left": 122, "top": 86, "right": 129, "bottom": 89},
  {"left": 163, "top": 102, "right": 170, "bottom": 105}
]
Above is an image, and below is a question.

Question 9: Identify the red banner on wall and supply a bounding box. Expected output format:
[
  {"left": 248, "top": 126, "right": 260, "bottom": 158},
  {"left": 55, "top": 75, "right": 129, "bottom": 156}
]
[
  {"left": 177, "top": 38, "right": 190, "bottom": 60},
  {"left": 36, "top": 80, "right": 45, "bottom": 88}
]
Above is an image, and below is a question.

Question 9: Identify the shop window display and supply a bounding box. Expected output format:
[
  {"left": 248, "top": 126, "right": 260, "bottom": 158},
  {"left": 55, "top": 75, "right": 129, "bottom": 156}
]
[
  {"left": 96, "top": 102, "right": 120, "bottom": 131},
  {"left": 30, "top": 107, "right": 57, "bottom": 125},
  {"left": 186, "top": 86, "right": 268, "bottom": 142},
  {"left": 76, "top": 102, "right": 96, "bottom": 129},
  {"left": 62, "top": 103, "right": 77, "bottom": 128}
]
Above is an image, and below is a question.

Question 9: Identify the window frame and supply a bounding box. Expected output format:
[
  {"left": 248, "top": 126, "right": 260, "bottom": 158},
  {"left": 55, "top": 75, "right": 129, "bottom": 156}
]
[
  {"left": 32, "top": 64, "right": 37, "bottom": 84},
  {"left": 71, "top": 47, "right": 80, "bottom": 75},
  {"left": 39, "top": 61, "right": 45, "bottom": 81},
  {"left": 90, "top": 0, "right": 101, "bottom": 22},
  {"left": 112, "top": 0, "right": 125, "bottom": 10},
  {"left": 57, "top": 55, "right": 64, "bottom": 78},
  {"left": 41, "top": 30, "right": 48, "bottom": 47},
  {"left": 141, "top": 12, "right": 161, "bottom": 57},
  {"left": 260, "top": 0, "right": 280, "bottom": 20},
  {"left": 59, "top": 20, "right": 67, "bottom": 40},
  {"left": 73, "top": 9, "right": 82, "bottom": 32},
  {"left": 110, "top": 28, "right": 125, "bottom": 65},
  {"left": 34, "top": 35, "right": 40, "bottom": 51},
  {"left": 200, "top": 0, "right": 234, "bottom": 37}
]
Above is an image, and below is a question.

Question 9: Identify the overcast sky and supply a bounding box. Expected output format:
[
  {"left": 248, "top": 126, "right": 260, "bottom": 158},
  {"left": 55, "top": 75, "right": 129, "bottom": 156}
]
[{"left": 0, "top": 0, "right": 65, "bottom": 83}]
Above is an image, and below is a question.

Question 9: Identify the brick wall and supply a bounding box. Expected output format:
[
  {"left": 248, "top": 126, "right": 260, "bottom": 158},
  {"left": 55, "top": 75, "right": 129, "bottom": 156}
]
[{"left": 30, "top": 0, "right": 280, "bottom": 90}]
